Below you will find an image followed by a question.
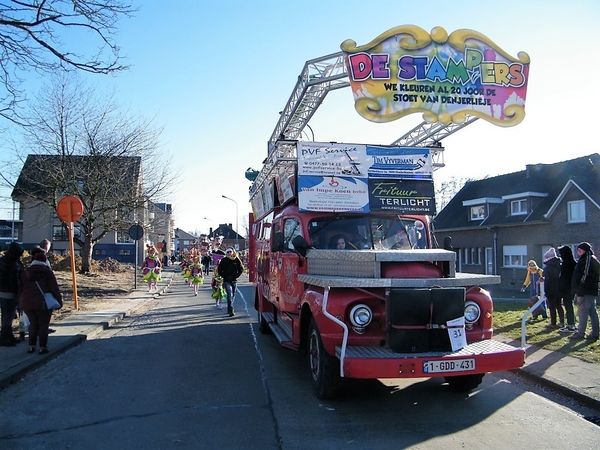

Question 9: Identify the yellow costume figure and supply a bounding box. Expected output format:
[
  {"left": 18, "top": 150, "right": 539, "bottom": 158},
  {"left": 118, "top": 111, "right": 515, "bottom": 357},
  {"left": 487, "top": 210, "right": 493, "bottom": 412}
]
[
  {"left": 522, "top": 259, "right": 547, "bottom": 319},
  {"left": 141, "top": 245, "right": 162, "bottom": 292}
]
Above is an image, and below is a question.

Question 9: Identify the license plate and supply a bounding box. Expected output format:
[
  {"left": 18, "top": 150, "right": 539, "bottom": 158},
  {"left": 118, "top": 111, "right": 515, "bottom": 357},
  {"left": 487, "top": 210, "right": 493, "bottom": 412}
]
[{"left": 423, "top": 359, "right": 475, "bottom": 374}]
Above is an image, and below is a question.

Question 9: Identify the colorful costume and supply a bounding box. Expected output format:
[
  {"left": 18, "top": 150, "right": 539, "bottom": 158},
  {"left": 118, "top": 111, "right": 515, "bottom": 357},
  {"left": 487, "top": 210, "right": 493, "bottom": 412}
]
[
  {"left": 190, "top": 256, "right": 204, "bottom": 296},
  {"left": 211, "top": 268, "right": 226, "bottom": 309},
  {"left": 141, "top": 245, "right": 162, "bottom": 292},
  {"left": 522, "top": 259, "right": 547, "bottom": 319},
  {"left": 180, "top": 254, "right": 192, "bottom": 285}
]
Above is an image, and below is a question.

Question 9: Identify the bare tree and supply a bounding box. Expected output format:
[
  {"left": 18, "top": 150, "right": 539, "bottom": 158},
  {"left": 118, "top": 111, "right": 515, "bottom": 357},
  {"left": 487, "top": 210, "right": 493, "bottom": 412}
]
[
  {"left": 0, "top": 0, "right": 134, "bottom": 122},
  {"left": 435, "top": 176, "right": 473, "bottom": 213},
  {"left": 10, "top": 72, "right": 174, "bottom": 272}
]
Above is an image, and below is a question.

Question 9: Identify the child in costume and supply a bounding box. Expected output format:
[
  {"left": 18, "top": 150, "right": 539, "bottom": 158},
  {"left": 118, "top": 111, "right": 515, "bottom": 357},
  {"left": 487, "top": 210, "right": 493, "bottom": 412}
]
[
  {"left": 190, "top": 255, "right": 204, "bottom": 297},
  {"left": 141, "top": 244, "right": 162, "bottom": 292},
  {"left": 211, "top": 266, "right": 226, "bottom": 309},
  {"left": 180, "top": 252, "right": 192, "bottom": 285},
  {"left": 522, "top": 259, "right": 547, "bottom": 320}
]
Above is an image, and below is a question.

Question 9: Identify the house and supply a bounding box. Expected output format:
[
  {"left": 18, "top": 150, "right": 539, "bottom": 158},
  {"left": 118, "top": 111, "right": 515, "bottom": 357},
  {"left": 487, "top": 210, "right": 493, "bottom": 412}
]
[
  {"left": 432, "top": 154, "right": 600, "bottom": 289},
  {"left": 212, "top": 223, "right": 246, "bottom": 251},
  {"left": 173, "top": 228, "right": 197, "bottom": 255},
  {"left": 11, "top": 154, "right": 173, "bottom": 266}
]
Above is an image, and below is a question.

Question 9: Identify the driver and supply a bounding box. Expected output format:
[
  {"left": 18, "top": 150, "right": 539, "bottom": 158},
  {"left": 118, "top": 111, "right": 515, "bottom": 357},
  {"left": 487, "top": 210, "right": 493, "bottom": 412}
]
[{"left": 328, "top": 234, "right": 347, "bottom": 250}]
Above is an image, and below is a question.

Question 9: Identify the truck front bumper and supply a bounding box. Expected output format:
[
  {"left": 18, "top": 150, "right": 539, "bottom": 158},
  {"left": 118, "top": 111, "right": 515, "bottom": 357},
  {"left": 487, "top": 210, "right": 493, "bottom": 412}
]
[{"left": 336, "top": 339, "right": 525, "bottom": 379}]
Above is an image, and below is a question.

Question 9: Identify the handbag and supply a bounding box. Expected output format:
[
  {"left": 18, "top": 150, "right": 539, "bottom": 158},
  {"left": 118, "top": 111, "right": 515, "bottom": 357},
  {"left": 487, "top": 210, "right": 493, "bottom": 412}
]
[{"left": 35, "top": 281, "right": 61, "bottom": 310}]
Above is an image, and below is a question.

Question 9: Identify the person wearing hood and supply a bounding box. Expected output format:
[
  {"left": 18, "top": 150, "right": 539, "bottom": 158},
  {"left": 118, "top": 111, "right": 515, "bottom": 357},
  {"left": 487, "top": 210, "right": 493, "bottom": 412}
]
[
  {"left": 541, "top": 247, "right": 564, "bottom": 330},
  {"left": 521, "top": 259, "right": 547, "bottom": 320},
  {"left": 19, "top": 252, "right": 63, "bottom": 354},
  {"left": 0, "top": 242, "right": 25, "bottom": 346},
  {"left": 216, "top": 247, "right": 244, "bottom": 317},
  {"left": 569, "top": 242, "right": 599, "bottom": 341},
  {"left": 557, "top": 246, "right": 577, "bottom": 333}
]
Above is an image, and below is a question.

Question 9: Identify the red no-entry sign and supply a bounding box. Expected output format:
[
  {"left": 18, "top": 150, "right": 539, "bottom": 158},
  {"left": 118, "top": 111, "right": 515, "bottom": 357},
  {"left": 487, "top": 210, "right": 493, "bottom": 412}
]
[{"left": 56, "top": 196, "right": 84, "bottom": 222}]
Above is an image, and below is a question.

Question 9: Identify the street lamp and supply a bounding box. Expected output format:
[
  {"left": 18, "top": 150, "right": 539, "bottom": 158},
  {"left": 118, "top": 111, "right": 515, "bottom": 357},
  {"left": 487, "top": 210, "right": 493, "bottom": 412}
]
[
  {"left": 221, "top": 195, "right": 239, "bottom": 251},
  {"left": 203, "top": 217, "right": 214, "bottom": 237}
]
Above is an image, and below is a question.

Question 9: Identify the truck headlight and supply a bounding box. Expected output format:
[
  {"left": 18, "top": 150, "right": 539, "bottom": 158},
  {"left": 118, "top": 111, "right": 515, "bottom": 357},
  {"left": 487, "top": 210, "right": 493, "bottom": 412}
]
[
  {"left": 350, "top": 304, "right": 372, "bottom": 329},
  {"left": 464, "top": 301, "right": 481, "bottom": 324}
]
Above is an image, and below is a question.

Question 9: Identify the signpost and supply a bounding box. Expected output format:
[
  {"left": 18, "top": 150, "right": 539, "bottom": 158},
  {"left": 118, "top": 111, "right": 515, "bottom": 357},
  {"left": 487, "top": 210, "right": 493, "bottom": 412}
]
[
  {"left": 128, "top": 223, "right": 144, "bottom": 289},
  {"left": 56, "top": 196, "right": 84, "bottom": 310}
]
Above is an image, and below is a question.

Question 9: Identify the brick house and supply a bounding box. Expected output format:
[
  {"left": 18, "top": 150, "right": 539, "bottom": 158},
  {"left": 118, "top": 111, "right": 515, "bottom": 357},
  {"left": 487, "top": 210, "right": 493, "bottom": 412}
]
[
  {"left": 432, "top": 154, "right": 600, "bottom": 289},
  {"left": 11, "top": 154, "right": 173, "bottom": 266}
]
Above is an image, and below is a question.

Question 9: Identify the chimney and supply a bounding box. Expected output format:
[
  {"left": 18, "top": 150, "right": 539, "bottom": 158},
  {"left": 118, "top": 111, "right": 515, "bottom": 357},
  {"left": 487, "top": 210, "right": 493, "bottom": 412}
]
[{"left": 525, "top": 164, "right": 537, "bottom": 178}]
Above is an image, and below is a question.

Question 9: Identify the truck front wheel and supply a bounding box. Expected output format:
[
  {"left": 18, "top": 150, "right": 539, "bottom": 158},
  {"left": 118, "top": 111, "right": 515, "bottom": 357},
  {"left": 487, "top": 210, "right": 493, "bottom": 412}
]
[
  {"left": 444, "top": 373, "right": 485, "bottom": 391},
  {"left": 308, "top": 318, "right": 341, "bottom": 399}
]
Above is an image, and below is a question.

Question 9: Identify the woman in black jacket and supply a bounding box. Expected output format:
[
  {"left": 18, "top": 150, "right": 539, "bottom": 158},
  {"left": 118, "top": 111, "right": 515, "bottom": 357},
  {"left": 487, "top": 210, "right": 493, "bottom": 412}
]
[
  {"left": 542, "top": 247, "right": 564, "bottom": 330},
  {"left": 558, "top": 245, "right": 576, "bottom": 332}
]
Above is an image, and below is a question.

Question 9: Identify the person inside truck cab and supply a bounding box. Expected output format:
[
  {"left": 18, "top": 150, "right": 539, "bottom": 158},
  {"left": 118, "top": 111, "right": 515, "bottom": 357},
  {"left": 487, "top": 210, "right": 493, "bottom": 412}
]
[{"left": 328, "top": 234, "right": 347, "bottom": 250}]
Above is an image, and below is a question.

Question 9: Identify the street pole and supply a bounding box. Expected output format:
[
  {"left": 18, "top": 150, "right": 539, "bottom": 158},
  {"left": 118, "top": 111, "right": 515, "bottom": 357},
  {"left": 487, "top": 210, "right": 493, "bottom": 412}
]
[
  {"left": 203, "top": 217, "right": 214, "bottom": 238},
  {"left": 221, "top": 195, "right": 239, "bottom": 251}
]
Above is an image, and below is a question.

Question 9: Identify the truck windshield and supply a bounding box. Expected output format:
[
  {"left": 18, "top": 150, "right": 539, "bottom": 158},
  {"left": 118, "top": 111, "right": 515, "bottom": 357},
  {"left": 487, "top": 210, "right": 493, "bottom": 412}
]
[{"left": 307, "top": 215, "right": 427, "bottom": 250}]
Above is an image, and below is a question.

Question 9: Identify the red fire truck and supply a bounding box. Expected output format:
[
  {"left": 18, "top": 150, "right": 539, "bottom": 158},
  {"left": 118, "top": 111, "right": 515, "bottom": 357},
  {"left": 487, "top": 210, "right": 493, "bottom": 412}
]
[{"left": 248, "top": 26, "right": 529, "bottom": 399}]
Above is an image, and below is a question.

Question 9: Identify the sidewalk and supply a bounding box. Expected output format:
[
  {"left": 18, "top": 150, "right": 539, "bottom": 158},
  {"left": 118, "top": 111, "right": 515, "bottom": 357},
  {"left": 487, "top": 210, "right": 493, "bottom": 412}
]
[
  {"left": 1, "top": 273, "right": 599, "bottom": 411},
  {"left": 0, "top": 269, "right": 175, "bottom": 389}
]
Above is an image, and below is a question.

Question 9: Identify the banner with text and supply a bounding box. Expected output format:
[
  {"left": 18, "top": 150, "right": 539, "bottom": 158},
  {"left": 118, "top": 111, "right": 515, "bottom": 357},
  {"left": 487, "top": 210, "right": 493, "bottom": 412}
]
[
  {"left": 298, "top": 142, "right": 438, "bottom": 213},
  {"left": 341, "top": 25, "right": 529, "bottom": 127},
  {"left": 369, "top": 178, "right": 435, "bottom": 214}
]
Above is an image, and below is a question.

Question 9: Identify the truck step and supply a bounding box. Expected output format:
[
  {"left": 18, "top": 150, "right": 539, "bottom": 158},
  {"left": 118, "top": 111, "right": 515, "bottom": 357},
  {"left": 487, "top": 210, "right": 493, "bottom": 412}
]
[
  {"left": 337, "top": 339, "right": 520, "bottom": 359},
  {"left": 263, "top": 312, "right": 298, "bottom": 350}
]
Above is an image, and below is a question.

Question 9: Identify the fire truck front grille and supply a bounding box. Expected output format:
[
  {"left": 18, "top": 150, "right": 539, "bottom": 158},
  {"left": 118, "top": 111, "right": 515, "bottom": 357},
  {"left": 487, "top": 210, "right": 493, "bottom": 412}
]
[{"left": 387, "top": 287, "right": 465, "bottom": 353}]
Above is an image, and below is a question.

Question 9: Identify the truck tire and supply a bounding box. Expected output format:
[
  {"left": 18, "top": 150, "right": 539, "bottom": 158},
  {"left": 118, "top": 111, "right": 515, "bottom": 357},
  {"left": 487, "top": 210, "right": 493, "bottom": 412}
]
[
  {"left": 444, "top": 373, "right": 484, "bottom": 391},
  {"left": 308, "top": 318, "right": 341, "bottom": 399}
]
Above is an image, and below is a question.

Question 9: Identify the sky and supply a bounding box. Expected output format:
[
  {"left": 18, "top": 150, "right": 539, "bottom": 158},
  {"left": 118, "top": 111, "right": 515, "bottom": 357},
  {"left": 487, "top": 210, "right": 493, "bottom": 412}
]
[{"left": 1, "top": 0, "right": 599, "bottom": 237}]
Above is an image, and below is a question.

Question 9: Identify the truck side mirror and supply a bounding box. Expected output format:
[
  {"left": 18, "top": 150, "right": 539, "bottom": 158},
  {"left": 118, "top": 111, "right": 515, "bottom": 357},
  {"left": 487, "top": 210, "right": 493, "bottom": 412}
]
[{"left": 292, "top": 235, "right": 310, "bottom": 257}]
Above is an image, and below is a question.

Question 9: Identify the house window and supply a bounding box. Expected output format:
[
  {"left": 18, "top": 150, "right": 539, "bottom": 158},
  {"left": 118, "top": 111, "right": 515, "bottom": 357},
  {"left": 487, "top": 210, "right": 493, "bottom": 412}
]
[
  {"left": 470, "top": 206, "right": 485, "bottom": 220},
  {"left": 462, "top": 247, "right": 481, "bottom": 265},
  {"left": 510, "top": 199, "right": 527, "bottom": 215},
  {"left": 567, "top": 200, "right": 585, "bottom": 223},
  {"left": 503, "top": 245, "right": 527, "bottom": 267},
  {"left": 53, "top": 225, "right": 81, "bottom": 241},
  {"left": 471, "top": 247, "right": 480, "bottom": 265}
]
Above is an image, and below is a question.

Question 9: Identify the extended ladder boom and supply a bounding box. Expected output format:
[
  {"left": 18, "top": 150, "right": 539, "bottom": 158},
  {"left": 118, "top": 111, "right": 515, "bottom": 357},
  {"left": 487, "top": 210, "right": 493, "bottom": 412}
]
[{"left": 251, "top": 52, "right": 478, "bottom": 198}]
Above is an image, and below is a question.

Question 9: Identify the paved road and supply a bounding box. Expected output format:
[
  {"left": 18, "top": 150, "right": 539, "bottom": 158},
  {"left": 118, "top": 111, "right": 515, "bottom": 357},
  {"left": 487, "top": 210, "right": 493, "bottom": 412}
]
[{"left": 1, "top": 274, "right": 599, "bottom": 449}]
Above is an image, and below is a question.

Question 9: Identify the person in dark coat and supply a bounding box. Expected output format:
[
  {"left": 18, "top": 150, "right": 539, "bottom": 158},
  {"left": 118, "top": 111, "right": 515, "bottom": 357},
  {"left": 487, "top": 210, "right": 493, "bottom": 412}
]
[
  {"left": 558, "top": 245, "right": 577, "bottom": 332},
  {"left": 0, "top": 242, "right": 25, "bottom": 346},
  {"left": 216, "top": 247, "right": 244, "bottom": 317},
  {"left": 19, "top": 252, "right": 63, "bottom": 354},
  {"left": 569, "top": 242, "right": 600, "bottom": 341},
  {"left": 541, "top": 247, "right": 564, "bottom": 330}
]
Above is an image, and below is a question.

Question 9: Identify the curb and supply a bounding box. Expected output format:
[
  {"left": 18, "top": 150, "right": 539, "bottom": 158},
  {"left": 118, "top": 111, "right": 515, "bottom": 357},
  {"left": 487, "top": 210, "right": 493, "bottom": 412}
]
[{"left": 514, "top": 364, "right": 600, "bottom": 411}]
